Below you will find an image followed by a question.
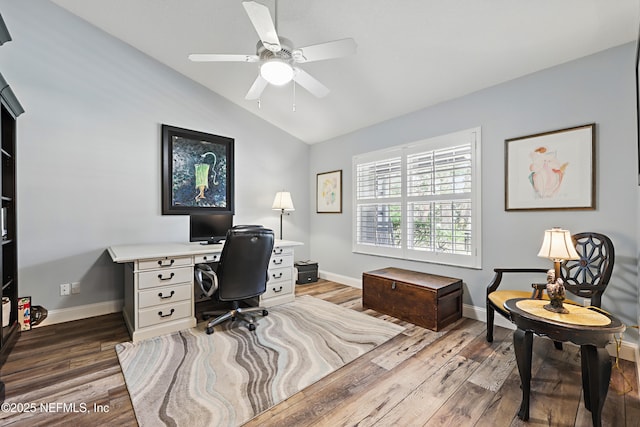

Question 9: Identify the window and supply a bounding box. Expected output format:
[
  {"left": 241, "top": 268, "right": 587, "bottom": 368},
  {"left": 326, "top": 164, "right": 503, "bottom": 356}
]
[{"left": 353, "top": 127, "right": 481, "bottom": 268}]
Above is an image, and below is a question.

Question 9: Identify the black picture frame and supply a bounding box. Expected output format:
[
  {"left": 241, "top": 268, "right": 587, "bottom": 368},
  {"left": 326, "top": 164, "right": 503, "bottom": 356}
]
[
  {"left": 505, "top": 124, "right": 595, "bottom": 211},
  {"left": 161, "top": 124, "right": 234, "bottom": 215},
  {"left": 636, "top": 21, "right": 640, "bottom": 185}
]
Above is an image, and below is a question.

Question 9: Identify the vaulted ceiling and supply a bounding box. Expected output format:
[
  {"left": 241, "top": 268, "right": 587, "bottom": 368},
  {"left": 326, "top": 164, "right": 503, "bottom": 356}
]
[{"left": 51, "top": 0, "right": 639, "bottom": 143}]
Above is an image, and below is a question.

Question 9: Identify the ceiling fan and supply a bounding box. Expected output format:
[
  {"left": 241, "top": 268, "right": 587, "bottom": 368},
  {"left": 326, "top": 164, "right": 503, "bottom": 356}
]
[{"left": 188, "top": 0, "right": 357, "bottom": 100}]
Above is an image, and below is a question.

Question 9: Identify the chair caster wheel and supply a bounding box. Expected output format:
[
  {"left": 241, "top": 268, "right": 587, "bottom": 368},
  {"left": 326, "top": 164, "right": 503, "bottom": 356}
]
[
  {"left": 202, "top": 314, "right": 210, "bottom": 320},
  {"left": 248, "top": 323, "right": 256, "bottom": 331},
  {"left": 206, "top": 327, "right": 214, "bottom": 335},
  {"left": 262, "top": 310, "right": 268, "bottom": 316}
]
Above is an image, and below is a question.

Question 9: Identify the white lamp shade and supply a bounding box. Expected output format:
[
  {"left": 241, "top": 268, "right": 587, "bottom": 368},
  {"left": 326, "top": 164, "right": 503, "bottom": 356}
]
[
  {"left": 272, "top": 192, "right": 295, "bottom": 211},
  {"left": 260, "top": 60, "right": 294, "bottom": 86},
  {"left": 537, "top": 227, "right": 580, "bottom": 261}
]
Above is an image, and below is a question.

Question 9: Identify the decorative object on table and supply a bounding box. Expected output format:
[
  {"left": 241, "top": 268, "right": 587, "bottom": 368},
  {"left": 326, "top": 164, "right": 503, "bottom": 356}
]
[
  {"left": 485, "top": 232, "right": 614, "bottom": 343},
  {"left": 505, "top": 123, "right": 595, "bottom": 211},
  {"left": 17, "top": 296, "right": 30, "bottom": 331},
  {"left": 116, "top": 295, "right": 403, "bottom": 427},
  {"left": 161, "top": 124, "right": 234, "bottom": 215},
  {"left": 272, "top": 191, "right": 295, "bottom": 239},
  {"left": 316, "top": 169, "right": 342, "bottom": 213},
  {"left": 537, "top": 227, "right": 580, "bottom": 313}
]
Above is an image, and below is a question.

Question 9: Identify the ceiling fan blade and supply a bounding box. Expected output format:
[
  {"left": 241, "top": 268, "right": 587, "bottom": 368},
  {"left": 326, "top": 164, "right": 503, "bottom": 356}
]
[
  {"left": 188, "top": 54, "right": 259, "bottom": 62},
  {"left": 292, "top": 68, "right": 330, "bottom": 98},
  {"left": 245, "top": 75, "right": 268, "bottom": 100},
  {"left": 292, "top": 38, "right": 357, "bottom": 63},
  {"left": 242, "top": 1, "right": 281, "bottom": 52}
]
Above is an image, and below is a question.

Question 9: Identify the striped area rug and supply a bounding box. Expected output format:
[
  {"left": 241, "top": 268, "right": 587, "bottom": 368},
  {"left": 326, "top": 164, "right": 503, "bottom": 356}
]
[{"left": 116, "top": 295, "right": 404, "bottom": 427}]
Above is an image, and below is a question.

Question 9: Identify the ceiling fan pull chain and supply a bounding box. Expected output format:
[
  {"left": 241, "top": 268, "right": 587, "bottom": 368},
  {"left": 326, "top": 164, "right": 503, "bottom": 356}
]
[
  {"left": 258, "top": 98, "right": 261, "bottom": 109},
  {"left": 292, "top": 80, "right": 296, "bottom": 112}
]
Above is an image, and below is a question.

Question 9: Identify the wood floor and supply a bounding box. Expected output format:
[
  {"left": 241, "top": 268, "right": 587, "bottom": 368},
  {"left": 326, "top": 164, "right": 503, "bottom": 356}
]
[{"left": 0, "top": 279, "right": 638, "bottom": 426}]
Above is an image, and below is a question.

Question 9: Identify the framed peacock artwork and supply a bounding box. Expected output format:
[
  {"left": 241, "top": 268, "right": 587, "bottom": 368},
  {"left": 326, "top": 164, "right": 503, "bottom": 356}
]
[
  {"left": 161, "top": 124, "right": 234, "bottom": 215},
  {"left": 505, "top": 123, "right": 595, "bottom": 211}
]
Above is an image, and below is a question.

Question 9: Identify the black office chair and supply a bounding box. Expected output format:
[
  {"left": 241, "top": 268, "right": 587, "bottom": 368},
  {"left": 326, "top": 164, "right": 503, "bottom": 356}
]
[{"left": 195, "top": 225, "right": 275, "bottom": 335}]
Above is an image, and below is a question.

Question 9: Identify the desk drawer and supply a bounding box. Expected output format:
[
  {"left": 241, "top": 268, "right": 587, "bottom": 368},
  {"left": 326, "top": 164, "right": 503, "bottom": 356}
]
[
  {"left": 263, "top": 275, "right": 293, "bottom": 300},
  {"left": 138, "top": 256, "right": 191, "bottom": 271},
  {"left": 272, "top": 246, "right": 294, "bottom": 257},
  {"left": 139, "top": 283, "right": 192, "bottom": 309},
  {"left": 268, "top": 267, "right": 293, "bottom": 284},
  {"left": 270, "top": 254, "right": 293, "bottom": 269},
  {"left": 138, "top": 266, "right": 193, "bottom": 290},
  {"left": 138, "top": 300, "right": 192, "bottom": 328},
  {"left": 194, "top": 253, "right": 220, "bottom": 264}
]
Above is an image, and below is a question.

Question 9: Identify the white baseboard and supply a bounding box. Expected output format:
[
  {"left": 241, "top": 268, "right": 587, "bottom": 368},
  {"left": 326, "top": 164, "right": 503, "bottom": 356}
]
[
  {"left": 317, "top": 270, "right": 638, "bottom": 363},
  {"left": 318, "top": 270, "right": 361, "bottom": 288},
  {"left": 33, "top": 299, "right": 123, "bottom": 328}
]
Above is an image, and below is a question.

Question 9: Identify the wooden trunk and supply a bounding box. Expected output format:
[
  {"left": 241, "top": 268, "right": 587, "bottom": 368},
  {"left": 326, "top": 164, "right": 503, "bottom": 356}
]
[{"left": 362, "top": 267, "right": 463, "bottom": 331}]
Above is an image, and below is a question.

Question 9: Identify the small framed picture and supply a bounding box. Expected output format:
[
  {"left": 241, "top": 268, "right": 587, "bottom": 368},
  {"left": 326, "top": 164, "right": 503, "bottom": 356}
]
[{"left": 317, "top": 170, "right": 342, "bottom": 213}]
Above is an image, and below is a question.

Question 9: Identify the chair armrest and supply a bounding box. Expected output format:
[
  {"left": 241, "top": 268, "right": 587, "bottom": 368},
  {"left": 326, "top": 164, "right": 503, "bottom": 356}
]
[{"left": 487, "top": 268, "right": 548, "bottom": 295}]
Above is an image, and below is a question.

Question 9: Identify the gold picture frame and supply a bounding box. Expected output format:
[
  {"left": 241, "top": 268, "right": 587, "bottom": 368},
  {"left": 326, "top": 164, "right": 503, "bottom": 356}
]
[{"left": 316, "top": 170, "right": 342, "bottom": 213}]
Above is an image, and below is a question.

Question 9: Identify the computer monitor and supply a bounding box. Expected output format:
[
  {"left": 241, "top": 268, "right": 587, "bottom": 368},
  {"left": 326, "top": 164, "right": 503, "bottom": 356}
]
[{"left": 189, "top": 214, "right": 233, "bottom": 244}]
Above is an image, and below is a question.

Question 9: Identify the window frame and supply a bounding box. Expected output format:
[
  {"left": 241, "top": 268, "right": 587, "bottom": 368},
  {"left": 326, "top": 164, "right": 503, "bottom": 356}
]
[{"left": 352, "top": 127, "right": 482, "bottom": 269}]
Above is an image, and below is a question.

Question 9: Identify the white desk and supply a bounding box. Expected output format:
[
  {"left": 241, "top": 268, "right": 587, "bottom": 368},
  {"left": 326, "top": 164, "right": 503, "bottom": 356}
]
[{"left": 108, "top": 240, "right": 302, "bottom": 342}]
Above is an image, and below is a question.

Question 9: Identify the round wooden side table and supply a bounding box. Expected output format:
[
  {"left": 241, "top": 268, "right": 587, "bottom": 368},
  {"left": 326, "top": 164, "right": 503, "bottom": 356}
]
[{"left": 504, "top": 298, "right": 624, "bottom": 427}]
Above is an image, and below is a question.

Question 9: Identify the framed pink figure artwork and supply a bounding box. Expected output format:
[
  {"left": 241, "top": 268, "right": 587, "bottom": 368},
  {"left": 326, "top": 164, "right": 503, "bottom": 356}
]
[{"left": 505, "top": 124, "right": 595, "bottom": 211}]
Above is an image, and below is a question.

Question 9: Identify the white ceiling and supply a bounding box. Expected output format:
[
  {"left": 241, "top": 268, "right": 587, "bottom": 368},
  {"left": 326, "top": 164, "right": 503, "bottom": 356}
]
[{"left": 50, "top": 0, "right": 639, "bottom": 144}]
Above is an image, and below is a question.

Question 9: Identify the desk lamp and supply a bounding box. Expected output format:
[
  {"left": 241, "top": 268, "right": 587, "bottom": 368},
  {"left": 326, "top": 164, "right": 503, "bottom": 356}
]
[
  {"left": 272, "top": 191, "right": 295, "bottom": 239},
  {"left": 537, "top": 227, "right": 580, "bottom": 313}
]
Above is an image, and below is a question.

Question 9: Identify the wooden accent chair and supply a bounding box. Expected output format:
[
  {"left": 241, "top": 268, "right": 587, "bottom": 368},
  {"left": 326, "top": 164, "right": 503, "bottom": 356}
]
[{"left": 486, "top": 232, "right": 615, "bottom": 343}]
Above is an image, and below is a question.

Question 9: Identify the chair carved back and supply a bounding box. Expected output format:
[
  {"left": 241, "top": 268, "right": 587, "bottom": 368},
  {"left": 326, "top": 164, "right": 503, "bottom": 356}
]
[{"left": 560, "top": 232, "right": 614, "bottom": 307}]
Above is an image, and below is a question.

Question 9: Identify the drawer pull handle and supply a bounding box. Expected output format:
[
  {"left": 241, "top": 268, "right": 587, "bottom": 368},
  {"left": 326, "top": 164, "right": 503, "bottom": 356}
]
[
  {"left": 273, "top": 259, "right": 283, "bottom": 265},
  {"left": 273, "top": 248, "right": 283, "bottom": 255},
  {"left": 272, "top": 272, "right": 283, "bottom": 279},
  {"left": 158, "top": 259, "right": 175, "bottom": 267},
  {"left": 158, "top": 272, "right": 175, "bottom": 281},
  {"left": 391, "top": 281, "right": 397, "bottom": 290},
  {"left": 158, "top": 290, "right": 175, "bottom": 299},
  {"left": 272, "top": 286, "right": 283, "bottom": 293},
  {"left": 158, "top": 309, "right": 175, "bottom": 318},
  {"left": 203, "top": 255, "right": 218, "bottom": 261}
]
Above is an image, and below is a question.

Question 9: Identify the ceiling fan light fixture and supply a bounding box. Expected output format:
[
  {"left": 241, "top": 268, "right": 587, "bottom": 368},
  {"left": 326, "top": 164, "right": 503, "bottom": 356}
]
[{"left": 260, "top": 59, "right": 294, "bottom": 85}]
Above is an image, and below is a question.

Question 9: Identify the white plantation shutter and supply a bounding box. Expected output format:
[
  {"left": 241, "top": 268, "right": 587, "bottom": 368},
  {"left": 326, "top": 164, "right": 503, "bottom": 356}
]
[
  {"left": 353, "top": 128, "right": 481, "bottom": 268},
  {"left": 355, "top": 156, "right": 403, "bottom": 254}
]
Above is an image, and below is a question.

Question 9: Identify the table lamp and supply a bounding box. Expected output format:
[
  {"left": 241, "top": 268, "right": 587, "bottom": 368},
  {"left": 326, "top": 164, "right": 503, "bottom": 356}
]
[
  {"left": 272, "top": 191, "right": 295, "bottom": 239},
  {"left": 537, "top": 227, "right": 580, "bottom": 313}
]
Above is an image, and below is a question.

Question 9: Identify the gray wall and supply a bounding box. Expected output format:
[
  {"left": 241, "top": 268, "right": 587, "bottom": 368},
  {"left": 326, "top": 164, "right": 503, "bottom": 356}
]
[
  {"left": 0, "top": 0, "right": 310, "bottom": 310},
  {"left": 310, "top": 43, "right": 639, "bottom": 338}
]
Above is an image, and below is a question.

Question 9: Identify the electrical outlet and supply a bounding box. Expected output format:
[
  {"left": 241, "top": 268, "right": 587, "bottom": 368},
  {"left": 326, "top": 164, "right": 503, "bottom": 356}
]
[
  {"left": 60, "top": 283, "right": 71, "bottom": 296},
  {"left": 71, "top": 281, "right": 80, "bottom": 294}
]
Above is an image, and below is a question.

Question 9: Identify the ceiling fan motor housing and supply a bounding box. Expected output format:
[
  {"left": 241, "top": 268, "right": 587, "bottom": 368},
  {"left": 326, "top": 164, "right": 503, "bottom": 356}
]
[{"left": 257, "top": 37, "right": 294, "bottom": 64}]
